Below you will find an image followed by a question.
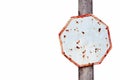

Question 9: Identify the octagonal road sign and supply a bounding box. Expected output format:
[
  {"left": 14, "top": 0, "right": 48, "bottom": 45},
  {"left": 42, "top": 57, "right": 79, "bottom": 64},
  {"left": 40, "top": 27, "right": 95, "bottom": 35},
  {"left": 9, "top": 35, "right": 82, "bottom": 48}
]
[{"left": 59, "top": 14, "right": 112, "bottom": 67}]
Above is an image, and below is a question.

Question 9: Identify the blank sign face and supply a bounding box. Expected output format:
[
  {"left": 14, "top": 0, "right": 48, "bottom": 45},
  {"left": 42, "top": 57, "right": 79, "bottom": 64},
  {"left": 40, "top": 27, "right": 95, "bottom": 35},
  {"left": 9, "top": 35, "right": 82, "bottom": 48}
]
[{"left": 59, "top": 14, "right": 112, "bottom": 67}]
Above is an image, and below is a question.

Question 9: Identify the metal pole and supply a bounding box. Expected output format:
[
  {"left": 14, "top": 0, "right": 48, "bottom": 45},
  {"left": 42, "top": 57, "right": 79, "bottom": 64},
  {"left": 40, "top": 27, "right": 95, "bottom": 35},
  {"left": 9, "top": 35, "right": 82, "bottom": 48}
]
[
  {"left": 78, "top": 0, "right": 94, "bottom": 80},
  {"left": 78, "top": 66, "right": 94, "bottom": 80},
  {"left": 78, "top": 0, "right": 93, "bottom": 15}
]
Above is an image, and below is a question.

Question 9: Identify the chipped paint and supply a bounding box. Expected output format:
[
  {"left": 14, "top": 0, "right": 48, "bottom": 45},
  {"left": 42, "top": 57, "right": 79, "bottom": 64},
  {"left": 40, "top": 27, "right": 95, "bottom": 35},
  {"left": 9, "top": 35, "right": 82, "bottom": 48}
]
[{"left": 59, "top": 14, "right": 112, "bottom": 67}]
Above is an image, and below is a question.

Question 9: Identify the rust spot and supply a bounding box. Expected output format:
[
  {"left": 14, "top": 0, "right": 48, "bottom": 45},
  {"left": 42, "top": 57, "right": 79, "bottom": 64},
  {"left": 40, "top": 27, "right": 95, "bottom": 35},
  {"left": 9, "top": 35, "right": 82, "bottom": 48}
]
[
  {"left": 63, "top": 35, "right": 66, "bottom": 38},
  {"left": 82, "top": 31, "right": 85, "bottom": 34},
  {"left": 69, "top": 48, "right": 73, "bottom": 51},
  {"left": 63, "top": 52, "right": 73, "bottom": 63},
  {"left": 104, "top": 54, "right": 107, "bottom": 57},
  {"left": 63, "top": 51, "right": 65, "bottom": 54},
  {"left": 64, "top": 54, "right": 67, "bottom": 58},
  {"left": 106, "top": 44, "right": 108, "bottom": 47},
  {"left": 95, "top": 48, "right": 101, "bottom": 53},
  {"left": 97, "top": 22, "right": 101, "bottom": 25},
  {"left": 66, "top": 29, "right": 69, "bottom": 32},
  {"left": 82, "top": 54, "right": 85, "bottom": 58},
  {"left": 106, "top": 27, "right": 108, "bottom": 30},
  {"left": 98, "top": 28, "right": 101, "bottom": 32},
  {"left": 76, "top": 40, "right": 80, "bottom": 44},
  {"left": 68, "top": 57, "right": 72, "bottom": 61},
  {"left": 88, "top": 63, "right": 94, "bottom": 66},
  {"left": 76, "top": 21, "right": 79, "bottom": 24},
  {"left": 76, "top": 46, "right": 80, "bottom": 49},
  {"left": 99, "top": 20, "right": 102, "bottom": 22},
  {"left": 95, "top": 48, "right": 98, "bottom": 53},
  {"left": 82, "top": 50, "right": 86, "bottom": 54},
  {"left": 95, "top": 48, "right": 98, "bottom": 50}
]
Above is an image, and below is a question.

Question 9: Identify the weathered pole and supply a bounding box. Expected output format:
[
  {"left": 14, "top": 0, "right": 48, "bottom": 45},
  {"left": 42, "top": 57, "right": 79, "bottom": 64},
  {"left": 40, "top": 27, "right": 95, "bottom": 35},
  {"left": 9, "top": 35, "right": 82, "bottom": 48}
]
[
  {"left": 78, "top": 0, "right": 93, "bottom": 15},
  {"left": 78, "top": 0, "right": 94, "bottom": 80}
]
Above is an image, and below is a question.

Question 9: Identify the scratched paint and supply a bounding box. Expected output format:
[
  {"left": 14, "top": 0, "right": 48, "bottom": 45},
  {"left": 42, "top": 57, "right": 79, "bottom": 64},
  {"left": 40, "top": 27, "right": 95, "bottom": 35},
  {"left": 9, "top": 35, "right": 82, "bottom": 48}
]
[{"left": 59, "top": 14, "right": 112, "bottom": 67}]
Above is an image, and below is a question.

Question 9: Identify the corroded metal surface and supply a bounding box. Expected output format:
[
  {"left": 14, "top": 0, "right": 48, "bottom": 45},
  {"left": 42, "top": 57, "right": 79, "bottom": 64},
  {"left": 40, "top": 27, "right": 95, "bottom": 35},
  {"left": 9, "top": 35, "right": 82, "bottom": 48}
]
[{"left": 59, "top": 14, "right": 112, "bottom": 67}]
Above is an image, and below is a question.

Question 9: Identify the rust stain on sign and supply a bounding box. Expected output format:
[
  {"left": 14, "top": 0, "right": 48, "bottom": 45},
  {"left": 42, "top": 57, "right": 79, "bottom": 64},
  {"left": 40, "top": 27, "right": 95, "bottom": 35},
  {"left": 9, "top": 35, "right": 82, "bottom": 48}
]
[{"left": 59, "top": 14, "right": 112, "bottom": 67}]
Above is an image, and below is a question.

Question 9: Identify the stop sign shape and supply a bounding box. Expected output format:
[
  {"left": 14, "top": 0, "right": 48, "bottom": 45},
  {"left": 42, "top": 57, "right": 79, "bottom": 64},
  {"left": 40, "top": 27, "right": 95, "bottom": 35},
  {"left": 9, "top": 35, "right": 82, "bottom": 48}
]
[{"left": 59, "top": 14, "right": 112, "bottom": 67}]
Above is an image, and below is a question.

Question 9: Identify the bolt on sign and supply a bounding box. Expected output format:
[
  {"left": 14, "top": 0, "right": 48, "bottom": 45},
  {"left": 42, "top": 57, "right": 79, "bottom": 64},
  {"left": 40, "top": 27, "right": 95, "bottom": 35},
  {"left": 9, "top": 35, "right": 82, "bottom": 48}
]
[{"left": 59, "top": 14, "right": 112, "bottom": 67}]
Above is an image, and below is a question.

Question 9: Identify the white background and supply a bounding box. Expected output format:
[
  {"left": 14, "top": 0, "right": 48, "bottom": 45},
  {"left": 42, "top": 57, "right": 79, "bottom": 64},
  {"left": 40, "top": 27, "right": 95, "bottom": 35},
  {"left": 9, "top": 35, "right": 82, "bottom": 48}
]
[{"left": 0, "top": 0, "right": 119, "bottom": 80}]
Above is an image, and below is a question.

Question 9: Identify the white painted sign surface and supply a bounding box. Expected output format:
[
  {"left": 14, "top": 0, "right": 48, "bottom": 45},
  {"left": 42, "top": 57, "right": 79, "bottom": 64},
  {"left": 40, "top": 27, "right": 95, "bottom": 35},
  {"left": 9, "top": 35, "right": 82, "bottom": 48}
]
[{"left": 59, "top": 14, "right": 112, "bottom": 67}]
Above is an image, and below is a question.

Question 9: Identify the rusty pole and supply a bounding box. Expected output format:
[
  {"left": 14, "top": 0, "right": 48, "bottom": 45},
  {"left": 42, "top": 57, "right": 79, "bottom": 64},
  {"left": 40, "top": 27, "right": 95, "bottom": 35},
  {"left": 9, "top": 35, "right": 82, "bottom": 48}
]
[{"left": 78, "top": 0, "right": 94, "bottom": 80}]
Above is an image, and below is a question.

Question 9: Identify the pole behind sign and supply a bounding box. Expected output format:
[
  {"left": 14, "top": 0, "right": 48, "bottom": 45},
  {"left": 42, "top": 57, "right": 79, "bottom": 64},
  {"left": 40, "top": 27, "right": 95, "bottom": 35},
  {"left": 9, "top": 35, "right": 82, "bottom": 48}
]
[{"left": 78, "top": 0, "right": 93, "bottom": 80}]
